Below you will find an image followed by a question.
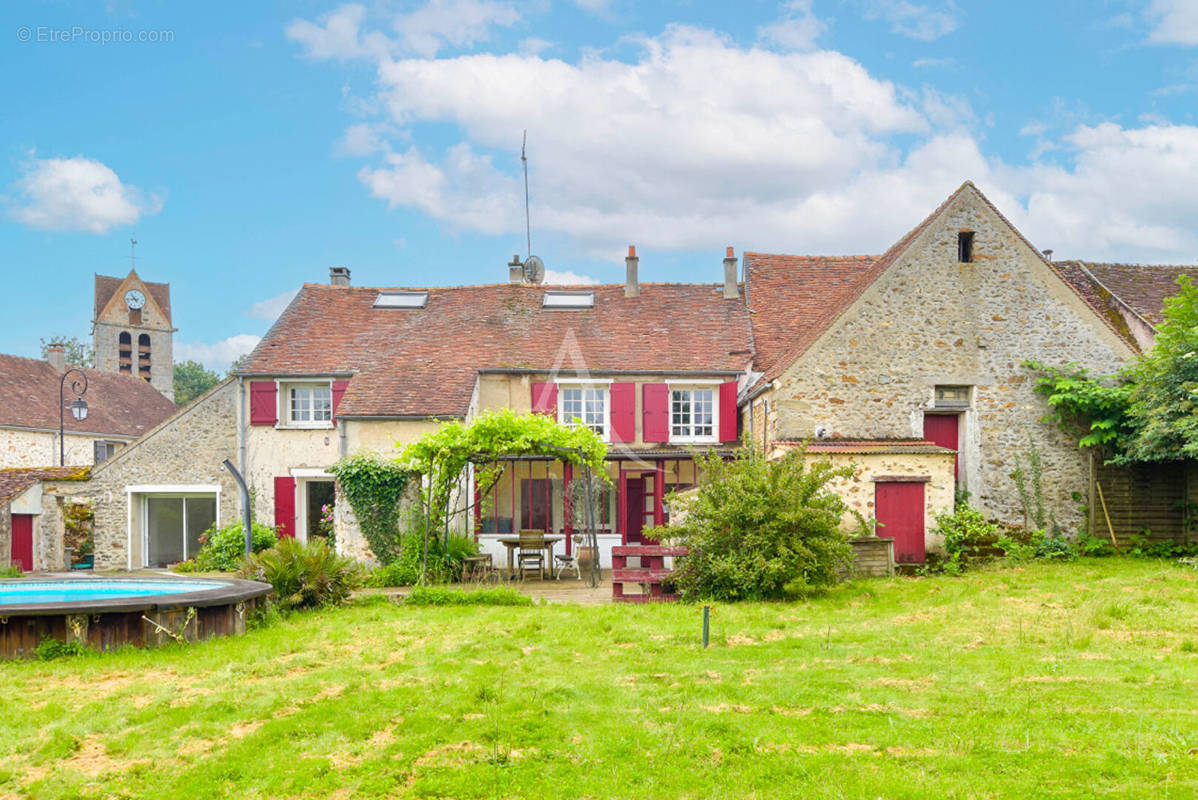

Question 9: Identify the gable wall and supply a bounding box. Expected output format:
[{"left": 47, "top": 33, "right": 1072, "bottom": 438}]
[{"left": 767, "top": 188, "right": 1134, "bottom": 531}]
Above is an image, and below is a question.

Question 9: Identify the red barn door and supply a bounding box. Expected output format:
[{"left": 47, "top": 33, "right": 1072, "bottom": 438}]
[
  {"left": 875, "top": 482, "right": 925, "bottom": 563},
  {"left": 11, "top": 514, "right": 33, "bottom": 572}
]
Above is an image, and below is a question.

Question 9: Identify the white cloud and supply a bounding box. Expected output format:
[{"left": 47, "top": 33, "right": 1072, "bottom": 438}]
[
  {"left": 175, "top": 334, "right": 261, "bottom": 373},
  {"left": 543, "top": 269, "right": 599, "bottom": 285},
  {"left": 336, "top": 123, "right": 394, "bottom": 156},
  {"left": 8, "top": 155, "right": 162, "bottom": 234},
  {"left": 912, "top": 56, "right": 954, "bottom": 68},
  {"left": 518, "top": 36, "right": 553, "bottom": 56},
  {"left": 758, "top": 0, "right": 826, "bottom": 51},
  {"left": 287, "top": 0, "right": 520, "bottom": 60},
  {"left": 574, "top": 0, "right": 611, "bottom": 14},
  {"left": 1147, "top": 0, "right": 1198, "bottom": 45},
  {"left": 247, "top": 290, "right": 299, "bottom": 321},
  {"left": 859, "top": 0, "right": 960, "bottom": 41},
  {"left": 296, "top": 13, "right": 1198, "bottom": 264}
]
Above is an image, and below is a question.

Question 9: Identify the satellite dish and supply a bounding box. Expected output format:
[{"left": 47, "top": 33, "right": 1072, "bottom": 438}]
[{"left": 523, "top": 254, "right": 546, "bottom": 284}]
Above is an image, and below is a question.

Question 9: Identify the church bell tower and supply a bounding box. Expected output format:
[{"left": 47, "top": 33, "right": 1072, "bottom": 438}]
[{"left": 93, "top": 270, "right": 176, "bottom": 401}]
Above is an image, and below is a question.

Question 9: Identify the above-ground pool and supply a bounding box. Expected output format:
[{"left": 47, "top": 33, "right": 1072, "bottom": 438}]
[{"left": 0, "top": 577, "right": 272, "bottom": 659}]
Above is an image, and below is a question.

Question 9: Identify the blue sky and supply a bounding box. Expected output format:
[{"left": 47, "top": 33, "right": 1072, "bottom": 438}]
[{"left": 3, "top": 0, "right": 1197, "bottom": 371}]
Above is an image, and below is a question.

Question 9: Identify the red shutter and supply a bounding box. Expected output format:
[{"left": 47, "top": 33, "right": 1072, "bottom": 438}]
[
  {"left": 609, "top": 382, "right": 635, "bottom": 442},
  {"left": 719, "top": 381, "right": 739, "bottom": 442},
  {"left": 331, "top": 380, "right": 350, "bottom": 423},
  {"left": 274, "top": 476, "right": 296, "bottom": 538},
  {"left": 531, "top": 382, "right": 557, "bottom": 416},
  {"left": 642, "top": 383, "right": 669, "bottom": 443},
  {"left": 250, "top": 381, "right": 278, "bottom": 426}
]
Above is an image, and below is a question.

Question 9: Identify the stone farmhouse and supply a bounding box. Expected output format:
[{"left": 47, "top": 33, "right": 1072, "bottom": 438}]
[{"left": 2, "top": 182, "right": 1191, "bottom": 573}]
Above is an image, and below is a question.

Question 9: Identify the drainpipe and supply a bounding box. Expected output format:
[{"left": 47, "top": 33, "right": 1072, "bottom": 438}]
[
  {"left": 339, "top": 417, "right": 347, "bottom": 459},
  {"left": 238, "top": 376, "right": 248, "bottom": 522}
]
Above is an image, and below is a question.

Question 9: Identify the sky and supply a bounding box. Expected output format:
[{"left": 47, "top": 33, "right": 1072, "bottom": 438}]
[{"left": 3, "top": 0, "right": 1198, "bottom": 372}]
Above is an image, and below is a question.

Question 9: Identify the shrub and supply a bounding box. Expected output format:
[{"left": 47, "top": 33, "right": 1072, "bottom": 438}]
[
  {"left": 177, "top": 521, "right": 279, "bottom": 573},
  {"left": 927, "top": 502, "right": 1000, "bottom": 574},
  {"left": 663, "top": 444, "right": 861, "bottom": 602},
  {"left": 35, "top": 636, "right": 89, "bottom": 660},
  {"left": 405, "top": 585, "right": 533, "bottom": 606},
  {"left": 996, "top": 528, "right": 1076, "bottom": 563},
  {"left": 239, "top": 537, "right": 364, "bottom": 610},
  {"left": 367, "top": 529, "right": 479, "bottom": 586},
  {"left": 0, "top": 565, "right": 23, "bottom": 578}
]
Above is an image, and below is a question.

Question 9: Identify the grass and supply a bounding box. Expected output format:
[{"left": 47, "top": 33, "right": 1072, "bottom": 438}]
[{"left": 4, "top": 559, "right": 1198, "bottom": 798}]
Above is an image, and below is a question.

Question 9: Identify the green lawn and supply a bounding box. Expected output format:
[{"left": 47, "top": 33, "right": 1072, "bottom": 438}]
[{"left": 4, "top": 559, "right": 1198, "bottom": 799}]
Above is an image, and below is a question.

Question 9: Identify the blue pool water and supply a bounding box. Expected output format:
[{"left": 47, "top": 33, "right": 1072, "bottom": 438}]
[{"left": 0, "top": 580, "right": 227, "bottom": 605}]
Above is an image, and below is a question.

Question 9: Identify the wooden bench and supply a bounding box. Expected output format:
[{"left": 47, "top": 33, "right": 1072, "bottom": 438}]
[{"left": 611, "top": 545, "right": 689, "bottom": 602}]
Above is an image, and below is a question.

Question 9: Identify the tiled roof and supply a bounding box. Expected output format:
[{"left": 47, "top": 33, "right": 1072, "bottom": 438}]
[
  {"left": 0, "top": 354, "right": 178, "bottom": 437},
  {"left": 1056, "top": 261, "right": 1191, "bottom": 328},
  {"left": 744, "top": 254, "right": 877, "bottom": 382},
  {"left": 0, "top": 466, "right": 90, "bottom": 506},
  {"left": 746, "top": 183, "right": 964, "bottom": 384},
  {"left": 239, "top": 282, "right": 754, "bottom": 417},
  {"left": 775, "top": 439, "right": 954, "bottom": 455},
  {"left": 95, "top": 273, "right": 172, "bottom": 323}
]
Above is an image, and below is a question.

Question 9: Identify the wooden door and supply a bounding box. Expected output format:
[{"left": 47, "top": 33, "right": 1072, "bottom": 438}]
[
  {"left": 875, "top": 482, "right": 925, "bottom": 563},
  {"left": 11, "top": 514, "right": 33, "bottom": 572},
  {"left": 923, "top": 414, "right": 960, "bottom": 480},
  {"left": 521, "top": 479, "right": 551, "bottom": 531},
  {"left": 625, "top": 479, "right": 645, "bottom": 544}
]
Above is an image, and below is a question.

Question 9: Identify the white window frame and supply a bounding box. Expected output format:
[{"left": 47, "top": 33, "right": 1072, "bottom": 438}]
[
  {"left": 127, "top": 485, "right": 221, "bottom": 569},
  {"left": 279, "top": 380, "right": 335, "bottom": 429},
  {"left": 556, "top": 380, "right": 611, "bottom": 441},
  {"left": 667, "top": 383, "right": 719, "bottom": 444}
]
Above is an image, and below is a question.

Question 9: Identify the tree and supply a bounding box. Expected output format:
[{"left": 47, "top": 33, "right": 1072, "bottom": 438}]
[
  {"left": 1121, "top": 274, "right": 1198, "bottom": 462},
  {"left": 173, "top": 360, "right": 221, "bottom": 407},
  {"left": 39, "top": 336, "right": 94, "bottom": 367},
  {"left": 662, "top": 444, "right": 865, "bottom": 602}
]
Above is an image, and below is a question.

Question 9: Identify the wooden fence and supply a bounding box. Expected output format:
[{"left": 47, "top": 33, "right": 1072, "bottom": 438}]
[{"left": 1092, "top": 457, "right": 1195, "bottom": 546}]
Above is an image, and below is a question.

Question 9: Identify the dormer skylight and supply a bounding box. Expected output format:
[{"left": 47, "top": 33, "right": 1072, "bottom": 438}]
[
  {"left": 542, "top": 290, "right": 595, "bottom": 309},
  {"left": 374, "top": 291, "right": 429, "bottom": 309}
]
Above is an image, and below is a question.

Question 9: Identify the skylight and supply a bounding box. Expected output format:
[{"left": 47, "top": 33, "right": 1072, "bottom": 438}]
[
  {"left": 374, "top": 291, "right": 429, "bottom": 309},
  {"left": 542, "top": 290, "right": 595, "bottom": 309}
]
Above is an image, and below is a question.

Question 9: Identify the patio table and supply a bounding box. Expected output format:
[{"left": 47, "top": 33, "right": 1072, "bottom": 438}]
[{"left": 497, "top": 535, "right": 564, "bottom": 576}]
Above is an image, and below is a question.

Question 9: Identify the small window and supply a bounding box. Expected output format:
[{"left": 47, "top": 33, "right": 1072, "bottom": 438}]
[
  {"left": 542, "top": 291, "right": 595, "bottom": 309},
  {"left": 118, "top": 331, "right": 132, "bottom": 374},
  {"left": 670, "top": 388, "right": 715, "bottom": 442},
  {"left": 138, "top": 333, "right": 151, "bottom": 381},
  {"left": 958, "top": 231, "right": 974, "bottom": 263},
  {"left": 374, "top": 291, "right": 429, "bottom": 309},
  {"left": 935, "top": 385, "right": 971, "bottom": 409},
  {"left": 288, "top": 384, "right": 333, "bottom": 425},
  {"left": 559, "top": 386, "right": 607, "bottom": 438},
  {"left": 93, "top": 440, "right": 118, "bottom": 464}
]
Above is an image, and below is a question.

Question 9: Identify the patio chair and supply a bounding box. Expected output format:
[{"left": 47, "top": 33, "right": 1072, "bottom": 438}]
[
  {"left": 517, "top": 530, "right": 548, "bottom": 580},
  {"left": 554, "top": 549, "right": 580, "bottom": 580}
]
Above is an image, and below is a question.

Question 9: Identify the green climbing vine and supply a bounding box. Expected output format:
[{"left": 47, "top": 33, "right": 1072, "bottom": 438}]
[
  {"left": 328, "top": 452, "right": 413, "bottom": 564},
  {"left": 398, "top": 409, "right": 609, "bottom": 573}
]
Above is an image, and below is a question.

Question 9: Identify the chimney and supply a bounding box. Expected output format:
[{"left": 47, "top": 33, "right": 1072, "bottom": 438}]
[
  {"left": 46, "top": 341, "right": 66, "bottom": 373},
  {"left": 508, "top": 255, "right": 523, "bottom": 285},
  {"left": 624, "top": 245, "right": 639, "bottom": 298},
  {"left": 329, "top": 266, "right": 351, "bottom": 287},
  {"left": 723, "top": 246, "right": 739, "bottom": 299}
]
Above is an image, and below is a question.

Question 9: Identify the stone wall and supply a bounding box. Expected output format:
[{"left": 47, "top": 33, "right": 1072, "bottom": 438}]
[
  {"left": 0, "top": 428, "right": 117, "bottom": 469},
  {"left": 67, "top": 380, "right": 238, "bottom": 570},
  {"left": 94, "top": 322, "right": 174, "bottom": 401},
  {"left": 766, "top": 187, "right": 1134, "bottom": 531}
]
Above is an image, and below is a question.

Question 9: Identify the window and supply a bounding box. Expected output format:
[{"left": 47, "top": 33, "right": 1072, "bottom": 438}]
[
  {"left": 374, "top": 291, "right": 429, "bottom": 308},
  {"left": 671, "top": 388, "right": 715, "bottom": 441},
  {"left": 542, "top": 291, "right": 595, "bottom": 309},
  {"left": 958, "top": 231, "right": 974, "bottom": 263},
  {"left": 118, "top": 331, "right": 132, "bottom": 374},
  {"left": 288, "top": 384, "right": 333, "bottom": 426},
  {"left": 93, "top": 440, "right": 118, "bottom": 465},
  {"left": 560, "top": 386, "right": 607, "bottom": 438},
  {"left": 138, "top": 333, "right": 151, "bottom": 381},
  {"left": 145, "top": 494, "right": 216, "bottom": 566},
  {"left": 935, "top": 385, "right": 971, "bottom": 409}
]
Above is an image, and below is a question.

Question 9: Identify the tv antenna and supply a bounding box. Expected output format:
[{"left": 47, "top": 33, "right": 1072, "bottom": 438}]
[
  {"left": 517, "top": 131, "right": 545, "bottom": 284},
  {"left": 130, "top": 237, "right": 138, "bottom": 270}
]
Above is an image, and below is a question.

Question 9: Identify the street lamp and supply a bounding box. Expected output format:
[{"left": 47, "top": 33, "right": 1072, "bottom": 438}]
[{"left": 59, "top": 367, "right": 88, "bottom": 466}]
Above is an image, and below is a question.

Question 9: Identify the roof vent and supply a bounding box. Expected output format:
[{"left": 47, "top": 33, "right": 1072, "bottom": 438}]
[
  {"left": 542, "top": 290, "right": 595, "bottom": 309},
  {"left": 374, "top": 290, "right": 429, "bottom": 309}
]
